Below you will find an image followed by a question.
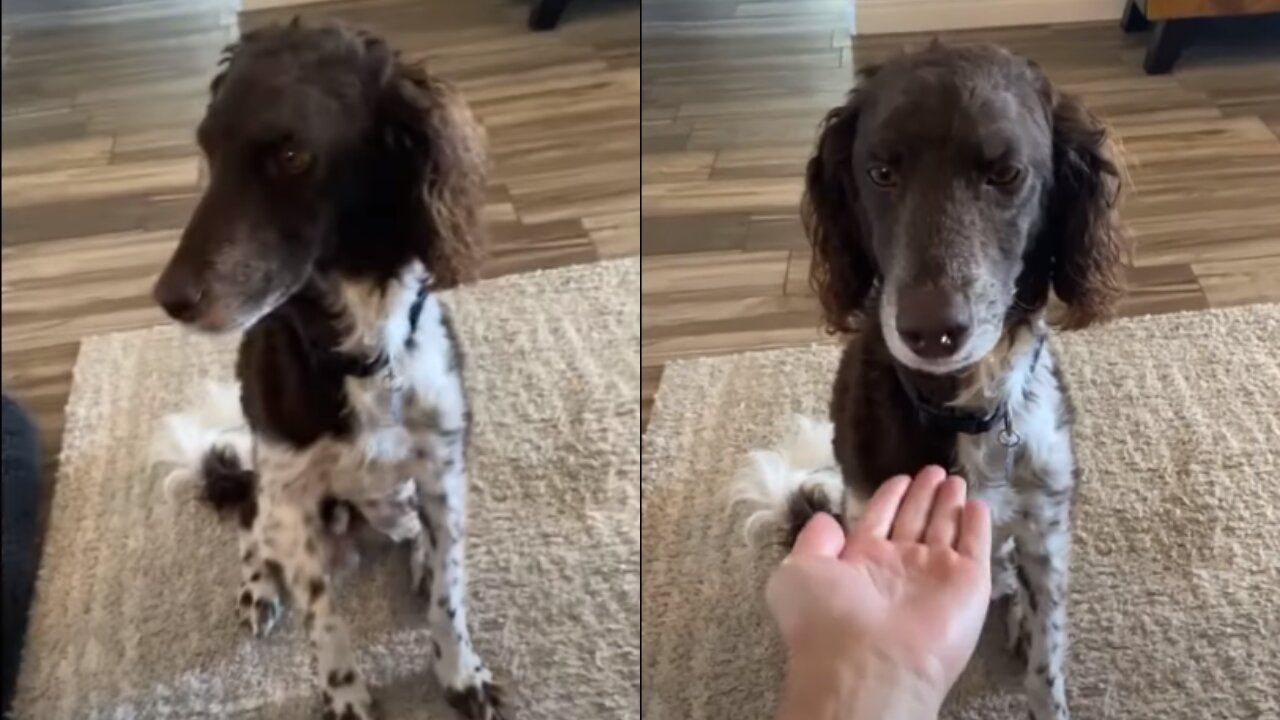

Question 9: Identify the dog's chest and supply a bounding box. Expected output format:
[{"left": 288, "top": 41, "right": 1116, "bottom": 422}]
[
  {"left": 257, "top": 291, "right": 468, "bottom": 501},
  {"left": 345, "top": 295, "right": 466, "bottom": 470},
  {"left": 355, "top": 290, "right": 459, "bottom": 409},
  {"left": 347, "top": 349, "right": 465, "bottom": 462},
  {"left": 953, "top": 350, "right": 1075, "bottom": 528}
]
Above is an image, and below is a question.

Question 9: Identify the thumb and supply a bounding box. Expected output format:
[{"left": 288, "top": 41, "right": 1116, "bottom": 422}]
[{"left": 787, "top": 512, "right": 846, "bottom": 560}]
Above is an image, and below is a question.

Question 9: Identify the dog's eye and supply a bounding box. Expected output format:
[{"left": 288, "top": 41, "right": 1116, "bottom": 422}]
[
  {"left": 277, "top": 148, "right": 313, "bottom": 176},
  {"left": 866, "top": 164, "right": 898, "bottom": 188},
  {"left": 987, "top": 163, "right": 1022, "bottom": 187}
]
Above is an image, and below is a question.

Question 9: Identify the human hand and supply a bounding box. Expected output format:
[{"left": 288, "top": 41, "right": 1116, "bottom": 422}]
[{"left": 766, "top": 466, "right": 992, "bottom": 698}]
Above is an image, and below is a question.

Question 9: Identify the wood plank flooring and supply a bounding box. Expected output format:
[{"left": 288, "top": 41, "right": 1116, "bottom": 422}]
[
  {"left": 2, "top": 0, "right": 639, "bottom": 476},
  {"left": 640, "top": 0, "right": 1280, "bottom": 428}
]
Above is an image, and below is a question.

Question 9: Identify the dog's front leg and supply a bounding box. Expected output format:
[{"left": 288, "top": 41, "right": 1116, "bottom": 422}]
[
  {"left": 413, "top": 433, "right": 506, "bottom": 720},
  {"left": 1014, "top": 495, "right": 1072, "bottom": 720},
  {"left": 258, "top": 494, "right": 379, "bottom": 720},
  {"left": 236, "top": 504, "right": 285, "bottom": 637}
]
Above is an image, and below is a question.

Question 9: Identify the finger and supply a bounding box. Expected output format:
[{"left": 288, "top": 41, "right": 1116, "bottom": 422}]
[
  {"left": 786, "top": 512, "right": 846, "bottom": 560},
  {"left": 957, "top": 499, "right": 993, "bottom": 564},
  {"left": 852, "top": 474, "right": 912, "bottom": 542},
  {"left": 889, "top": 465, "right": 948, "bottom": 543},
  {"left": 924, "top": 475, "right": 967, "bottom": 548}
]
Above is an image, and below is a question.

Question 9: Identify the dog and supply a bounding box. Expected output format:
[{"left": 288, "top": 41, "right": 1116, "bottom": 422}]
[
  {"left": 148, "top": 21, "right": 504, "bottom": 720},
  {"left": 732, "top": 41, "right": 1127, "bottom": 720}
]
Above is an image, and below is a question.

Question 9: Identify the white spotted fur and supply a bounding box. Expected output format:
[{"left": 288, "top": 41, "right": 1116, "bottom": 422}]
[{"left": 151, "top": 261, "right": 497, "bottom": 718}]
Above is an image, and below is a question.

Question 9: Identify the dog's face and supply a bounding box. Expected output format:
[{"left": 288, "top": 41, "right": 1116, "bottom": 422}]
[
  {"left": 153, "top": 23, "right": 485, "bottom": 332},
  {"left": 157, "top": 31, "right": 374, "bottom": 332},
  {"left": 804, "top": 43, "right": 1125, "bottom": 374},
  {"left": 855, "top": 49, "right": 1056, "bottom": 372}
]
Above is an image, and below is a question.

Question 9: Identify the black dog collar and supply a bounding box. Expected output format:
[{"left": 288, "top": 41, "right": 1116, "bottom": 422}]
[
  {"left": 894, "top": 335, "right": 1047, "bottom": 436},
  {"left": 334, "top": 350, "right": 390, "bottom": 379}
]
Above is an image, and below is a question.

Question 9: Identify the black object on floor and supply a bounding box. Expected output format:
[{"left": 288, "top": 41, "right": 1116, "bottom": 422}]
[
  {"left": 1143, "top": 18, "right": 1192, "bottom": 75},
  {"left": 1120, "top": 0, "right": 1153, "bottom": 32},
  {"left": 529, "top": 0, "right": 571, "bottom": 30},
  {"left": 1120, "top": 0, "right": 1191, "bottom": 74},
  {"left": 1121, "top": 0, "right": 1280, "bottom": 75},
  {"left": 2, "top": 394, "right": 42, "bottom": 715}
]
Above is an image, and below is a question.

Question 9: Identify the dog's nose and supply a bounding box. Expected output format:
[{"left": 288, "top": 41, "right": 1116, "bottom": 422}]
[
  {"left": 153, "top": 280, "right": 205, "bottom": 323},
  {"left": 896, "top": 287, "right": 971, "bottom": 360}
]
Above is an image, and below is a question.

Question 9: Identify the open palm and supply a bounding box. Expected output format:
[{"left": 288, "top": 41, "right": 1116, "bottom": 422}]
[{"left": 767, "top": 467, "right": 992, "bottom": 691}]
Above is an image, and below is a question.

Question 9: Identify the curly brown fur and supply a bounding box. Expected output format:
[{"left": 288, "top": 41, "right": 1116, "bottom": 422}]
[
  {"left": 802, "top": 68, "right": 881, "bottom": 335},
  {"left": 1044, "top": 91, "right": 1127, "bottom": 329}
]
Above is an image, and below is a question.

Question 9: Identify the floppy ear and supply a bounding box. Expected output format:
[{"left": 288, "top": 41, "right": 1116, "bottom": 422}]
[
  {"left": 1044, "top": 89, "right": 1128, "bottom": 329},
  {"left": 377, "top": 49, "right": 488, "bottom": 289},
  {"left": 209, "top": 40, "right": 239, "bottom": 98},
  {"left": 803, "top": 74, "right": 878, "bottom": 335}
]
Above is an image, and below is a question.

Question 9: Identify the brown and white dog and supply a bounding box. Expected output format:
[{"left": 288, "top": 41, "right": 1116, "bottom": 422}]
[
  {"left": 733, "top": 42, "right": 1127, "bottom": 720},
  {"left": 148, "top": 22, "right": 504, "bottom": 720}
]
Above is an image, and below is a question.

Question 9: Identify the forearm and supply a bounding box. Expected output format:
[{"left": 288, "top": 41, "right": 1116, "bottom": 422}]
[{"left": 775, "top": 644, "right": 943, "bottom": 720}]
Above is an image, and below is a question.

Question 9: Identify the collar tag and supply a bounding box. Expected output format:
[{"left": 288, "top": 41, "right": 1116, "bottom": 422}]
[{"left": 997, "top": 412, "right": 1021, "bottom": 448}]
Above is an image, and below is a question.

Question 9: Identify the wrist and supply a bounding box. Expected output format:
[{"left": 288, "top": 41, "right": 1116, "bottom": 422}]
[{"left": 776, "top": 639, "right": 945, "bottom": 720}]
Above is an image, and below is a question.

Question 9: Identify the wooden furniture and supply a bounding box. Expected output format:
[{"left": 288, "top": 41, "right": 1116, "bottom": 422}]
[
  {"left": 1122, "top": 0, "right": 1280, "bottom": 73},
  {"left": 529, "top": 0, "right": 571, "bottom": 30}
]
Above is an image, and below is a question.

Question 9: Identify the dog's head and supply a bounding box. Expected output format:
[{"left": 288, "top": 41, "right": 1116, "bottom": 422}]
[
  {"left": 804, "top": 42, "right": 1126, "bottom": 373},
  {"left": 153, "top": 22, "right": 486, "bottom": 332}
]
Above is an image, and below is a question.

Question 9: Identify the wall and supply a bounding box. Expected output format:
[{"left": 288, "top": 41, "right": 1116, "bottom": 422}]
[{"left": 852, "top": 0, "right": 1129, "bottom": 35}]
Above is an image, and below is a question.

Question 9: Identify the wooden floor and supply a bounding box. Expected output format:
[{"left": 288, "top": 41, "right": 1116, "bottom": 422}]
[
  {"left": 1, "top": 0, "right": 639, "bottom": 473},
  {"left": 640, "top": 0, "right": 1280, "bottom": 428}
]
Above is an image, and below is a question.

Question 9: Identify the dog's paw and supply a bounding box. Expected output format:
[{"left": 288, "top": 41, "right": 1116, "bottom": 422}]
[
  {"left": 237, "top": 579, "right": 284, "bottom": 638},
  {"left": 1026, "top": 688, "right": 1070, "bottom": 720},
  {"left": 444, "top": 680, "right": 507, "bottom": 720},
  {"left": 322, "top": 672, "right": 380, "bottom": 720},
  {"left": 1027, "top": 703, "right": 1070, "bottom": 720}
]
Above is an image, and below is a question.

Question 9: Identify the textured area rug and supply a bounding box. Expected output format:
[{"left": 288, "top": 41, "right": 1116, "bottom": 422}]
[
  {"left": 14, "top": 258, "right": 640, "bottom": 720},
  {"left": 642, "top": 304, "right": 1280, "bottom": 720}
]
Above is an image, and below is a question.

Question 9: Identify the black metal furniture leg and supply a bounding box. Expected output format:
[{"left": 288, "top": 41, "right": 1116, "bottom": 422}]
[
  {"left": 1144, "top": 19, "right": 1191, "bottom": 75},
  {"left": 529, "top": 0, "right": 571, "bottom": 31},
  {"left": 1120, "top": 0, "right": 1152, "bottom": 32}
]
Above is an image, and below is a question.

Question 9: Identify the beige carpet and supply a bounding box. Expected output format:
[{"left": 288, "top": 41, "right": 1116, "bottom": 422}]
[
  {"left": 642, "top": 303, "right": 1280, "bottom": 720},
  {"left": 13, "top": 259, "right": 640, "bottom": 720}
]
